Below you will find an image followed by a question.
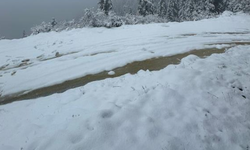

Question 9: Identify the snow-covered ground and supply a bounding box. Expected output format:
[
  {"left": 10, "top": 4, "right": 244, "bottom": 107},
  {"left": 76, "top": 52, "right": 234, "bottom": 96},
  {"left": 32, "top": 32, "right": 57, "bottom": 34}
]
[
  {"left": 1, "top": 45, "right": 250, "bottom": 150},
  {"left": 0, "top": 12, "right": 250, "bottom": 98},
  {"left": 0, "top": 12, "right": 250, "bottom": 150}
]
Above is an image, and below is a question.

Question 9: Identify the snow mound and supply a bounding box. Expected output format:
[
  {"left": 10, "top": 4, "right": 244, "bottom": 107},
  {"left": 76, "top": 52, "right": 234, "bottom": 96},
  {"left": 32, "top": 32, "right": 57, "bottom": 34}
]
[
  {"left": 108, "top": 71, "right": 115, "bottom": 75},
  {"left": 220, "top": 11, "right": 235, "bottom": 17}
]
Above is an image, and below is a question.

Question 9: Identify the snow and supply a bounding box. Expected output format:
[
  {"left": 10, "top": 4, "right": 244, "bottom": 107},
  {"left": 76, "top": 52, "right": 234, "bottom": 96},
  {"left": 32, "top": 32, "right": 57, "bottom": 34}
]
[
  {"left": 108, "top": 71, "right": 115, "bottom": 75},
  {"left": 0, "top": 13, "right": 250, "bottom": 150},
  {"left": 0, "top": 13, "right": 250, "bottom": 97},
  {"left": 0, "top": 45, "right": 250, "bottom": 150}
]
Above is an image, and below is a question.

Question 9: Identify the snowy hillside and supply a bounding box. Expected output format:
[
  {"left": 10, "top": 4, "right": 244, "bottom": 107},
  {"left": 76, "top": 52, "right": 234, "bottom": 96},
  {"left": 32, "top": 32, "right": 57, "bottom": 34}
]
[{"left": 0, "top": 12, "right": 250, "bottom": 150}]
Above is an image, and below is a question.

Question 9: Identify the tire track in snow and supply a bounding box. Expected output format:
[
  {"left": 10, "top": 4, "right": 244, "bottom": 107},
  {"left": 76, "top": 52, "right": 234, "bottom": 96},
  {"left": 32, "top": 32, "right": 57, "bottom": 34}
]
[
  {"left": 1, "top": 26, "right": 250, "bottom": 103},
  {"left": 0, "top": 45, "right": 242, "bottom": 105}
]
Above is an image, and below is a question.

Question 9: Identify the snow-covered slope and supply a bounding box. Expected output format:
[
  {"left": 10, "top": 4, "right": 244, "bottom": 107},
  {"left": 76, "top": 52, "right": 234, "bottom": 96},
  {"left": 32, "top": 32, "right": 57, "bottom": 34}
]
[
  {"left": 0, "top": 12, "right": 250, "bottom": 98},
  {"left": 1, "top": 12, "right": 250, "bottom": 150},
  {"left": 1, "top": 45, "right": 250, "bottom": 150}
]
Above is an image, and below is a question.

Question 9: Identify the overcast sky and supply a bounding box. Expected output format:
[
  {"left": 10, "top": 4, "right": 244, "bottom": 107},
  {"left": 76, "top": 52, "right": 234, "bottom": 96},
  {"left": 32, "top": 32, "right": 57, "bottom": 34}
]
[{"left": 0, "top": 0, "right": 98, "bottom": 39}]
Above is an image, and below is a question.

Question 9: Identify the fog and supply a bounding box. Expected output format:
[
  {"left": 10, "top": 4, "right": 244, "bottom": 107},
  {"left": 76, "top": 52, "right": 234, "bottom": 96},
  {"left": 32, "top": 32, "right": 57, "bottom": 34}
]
[{"left": 0, "top": 0, "right": 98, "bottom": 39}]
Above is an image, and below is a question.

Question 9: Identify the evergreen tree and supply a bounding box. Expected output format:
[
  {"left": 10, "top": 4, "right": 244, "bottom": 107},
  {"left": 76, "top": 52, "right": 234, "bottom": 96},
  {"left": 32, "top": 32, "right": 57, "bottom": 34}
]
[
  {"left": 138, "top": 0, "right": 155, "bottom": 17},
  {"left": 178, "top": 0, "right": 195, "bottom": 21},
  {"left": 159, "top": 0, "right": 167, "bottom": 17},
  {"left": 23, "top": 30, "right": 26, "bottom": 38},
  {"left": 190, "top": 0, "right": 215, "bottom": 20},
  {"left": 243, "top": 0, "right": 250, "bottom": 12},
  {"left": 213, "top": 0, "right": 227, "bottom": 14},
  {"left": 104, "top": 0, "right": 113, "bottom": 15},
  {"left": 205, "top": 0, "right": 216, "bottom": 13},
  {"left": 51, "top": 18, "right": 57, "bottom": 28},
  {"left": 99, "top": 0, "right": 113, "bottom": 15},
  {"left": 99, "top": 0, "right": 105, "bottom": 11},
  {"left": 138, "top": 0, "right": 144, "bottom": 16},
  {"left": 227, "top": 0, "right": 250, "bottom": 13},
  {"left": 167, "top": 0, "right": 180, "bottom": 21}
]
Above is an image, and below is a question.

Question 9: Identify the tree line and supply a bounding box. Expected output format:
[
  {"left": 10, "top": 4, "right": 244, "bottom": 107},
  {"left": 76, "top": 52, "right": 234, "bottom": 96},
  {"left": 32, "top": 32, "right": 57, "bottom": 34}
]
[
  {"left": 113, "top": 0, "right": 250, "bottom": 21},
  {"left": 29, "top": 0, "right": 249, "bottom": 36}
]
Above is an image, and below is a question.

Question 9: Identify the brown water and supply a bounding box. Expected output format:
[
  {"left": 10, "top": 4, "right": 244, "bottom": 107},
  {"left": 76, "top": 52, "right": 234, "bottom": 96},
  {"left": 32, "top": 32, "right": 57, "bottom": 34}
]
[
  {"left": 0, "top": 47, "right": 228, "bottom": 105},
  {"left": 1, "top": 41, "right": 250, "bottom": 105},
  {"left": 206, "top": 41, "right": 250, "bottom": 45},
  {"left": 181, "top": 32, "right": 250, "bottom": 37},
  {"left": 206, "top": 32, "right": 250, "bottom": 35}
]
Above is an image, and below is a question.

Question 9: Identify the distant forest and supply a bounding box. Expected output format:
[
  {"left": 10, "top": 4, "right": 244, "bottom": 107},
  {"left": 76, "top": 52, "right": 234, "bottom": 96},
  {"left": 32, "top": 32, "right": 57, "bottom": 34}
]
[
  {"left": 114, "top": 0, "right": 250, "bottom": 20},
  {"left": 30, "top": 0, "right": 250, "bottom": 35}
]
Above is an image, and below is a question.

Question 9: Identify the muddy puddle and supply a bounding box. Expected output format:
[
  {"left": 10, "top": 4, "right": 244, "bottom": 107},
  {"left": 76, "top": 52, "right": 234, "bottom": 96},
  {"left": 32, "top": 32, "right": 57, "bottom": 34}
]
[
  {"left": 0, "top": 47, "right": 227, "bottom": 105},
  {"left": 206, "top": 31, "right": 250, "bottom": 35},
  {"left": 0, "top": 42, "right": 249, "bottom": 105},
  {"left": 180, "top": 31, "right": 250, "bottom": 37},
  {"left": 206, "top": 41, "right": 250, "bottom": 46}
]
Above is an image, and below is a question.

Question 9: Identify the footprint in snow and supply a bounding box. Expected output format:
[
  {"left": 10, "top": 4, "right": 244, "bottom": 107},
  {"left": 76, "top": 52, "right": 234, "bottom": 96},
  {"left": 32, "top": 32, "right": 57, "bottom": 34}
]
[{"left": 100, "top": 110, "right": 114, "bottom": 119}]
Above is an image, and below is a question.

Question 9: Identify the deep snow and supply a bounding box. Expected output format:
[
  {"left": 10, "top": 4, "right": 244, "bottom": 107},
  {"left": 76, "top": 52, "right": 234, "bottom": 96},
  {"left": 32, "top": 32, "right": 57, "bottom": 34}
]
[
  {"left": 0, "top": 12, "right": 250, "bottom": 98},
  {"left": 0, "top": 12, "right": 250, "bottom": 150}
]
